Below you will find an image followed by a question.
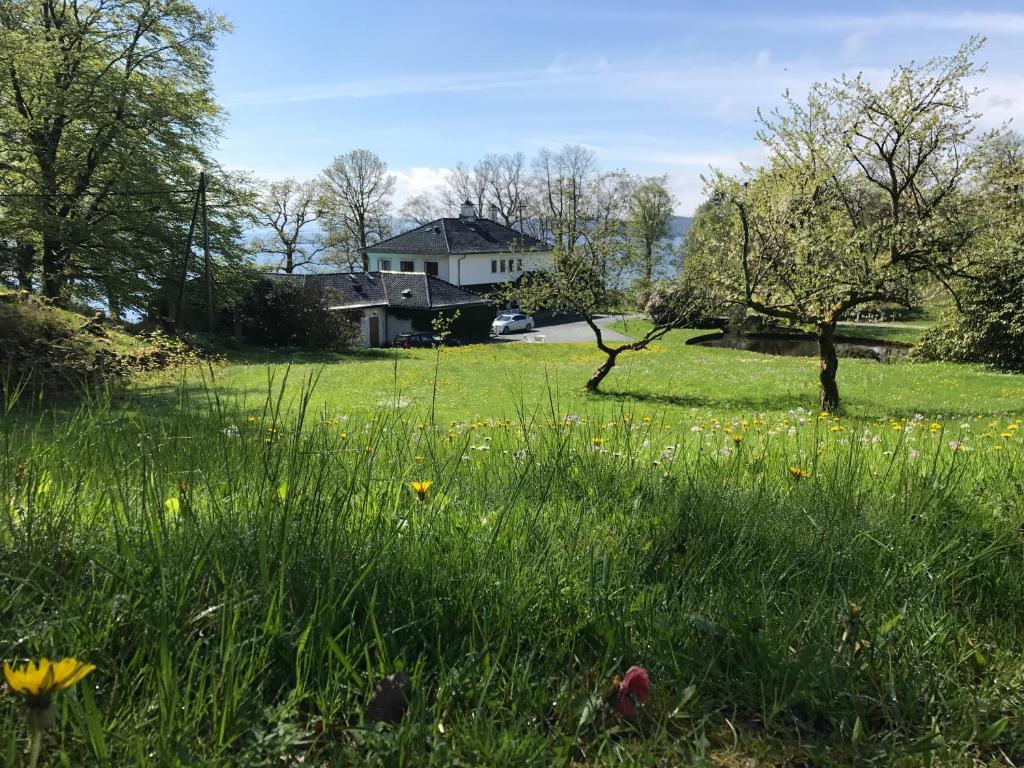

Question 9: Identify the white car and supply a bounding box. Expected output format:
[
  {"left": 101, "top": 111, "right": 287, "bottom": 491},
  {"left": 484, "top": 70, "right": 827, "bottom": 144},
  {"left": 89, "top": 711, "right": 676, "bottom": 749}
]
[{"left": 492, "top": 313, "right": 534, "bottom": 335}]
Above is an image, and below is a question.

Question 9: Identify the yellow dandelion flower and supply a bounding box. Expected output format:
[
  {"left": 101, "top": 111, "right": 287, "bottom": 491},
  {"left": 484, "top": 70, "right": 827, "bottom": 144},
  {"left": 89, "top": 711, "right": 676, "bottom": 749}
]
[
  {"left": 930, "top": 422, "right": 941, "bottom": 432},
  {"left": 732, "top": 433, "right": 744, "bottom": 444},
  {"left": 788, "top": 466, "right": 811, "bottom": 480},
  {"left": 4, "top": 658, "right": 94, "bottom": 701},
  {"left": 591, "top": 437, "right": 605, "bottom": 447},
  {"left": 1001, "top": 432, "right": 1013, "bottom": 440},
  {"left": 409, "top": 480, "right": 432, "bottom": 500}
]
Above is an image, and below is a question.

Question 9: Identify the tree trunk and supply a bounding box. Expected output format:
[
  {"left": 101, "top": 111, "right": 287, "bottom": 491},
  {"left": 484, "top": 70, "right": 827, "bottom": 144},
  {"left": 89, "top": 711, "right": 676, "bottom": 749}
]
[
  {"left": 14, "top": 242, "right": 35, "bottom": 291},
  {"left": 585, "top": 350, "right": 619, "bottom": 392},
  {"left": 41, "top": 235, "right": 64, "bottom": 300},
  {"left": 817, "top": 323, "right": 840, "bottom": 411}
]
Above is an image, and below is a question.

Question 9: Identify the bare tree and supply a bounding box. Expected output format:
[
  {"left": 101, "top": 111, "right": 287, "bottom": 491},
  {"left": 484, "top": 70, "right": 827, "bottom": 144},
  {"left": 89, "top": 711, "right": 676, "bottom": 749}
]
[
  {"left": 531, "top": 145, "right": 599, "bottom": 249},
  {"left": 249, "top": 178, "right": 326, "bottom": 273},
  {"left": 483, "top": 152, "right": 531, "bottom": 228},
  {"left": 398, "top": 191, "right": 446, "bottom": 225},
  {"left": 442, "top": 161, "right": 489, "bottom": 214},
  {"left": 320, "top": 149, "right": 396, "bottom": 271}
]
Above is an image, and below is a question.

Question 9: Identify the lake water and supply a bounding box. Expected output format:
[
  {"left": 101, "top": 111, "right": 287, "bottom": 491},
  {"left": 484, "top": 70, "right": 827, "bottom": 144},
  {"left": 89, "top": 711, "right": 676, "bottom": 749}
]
[{"left": 688, "top": 332, "right": 911, "bottom": 364}]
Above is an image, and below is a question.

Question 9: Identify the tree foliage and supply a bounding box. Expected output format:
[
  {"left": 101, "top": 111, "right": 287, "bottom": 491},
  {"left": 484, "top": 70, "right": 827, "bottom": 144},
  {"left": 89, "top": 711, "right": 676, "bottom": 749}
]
[
  {"left": 0, "top": 0, "right": 244, "bottom": 314},
  {"left": 686, "top": 39, "right": 985, "bottom": 409},
  {"left": 916, "top": 131, "right": 1024, "bottom": 370},
  {"left": 238, "top": 278, "right": 361, "bottom": 350},
  {"left": 627, "top": 176, "right": 675, "bottom": 284}
]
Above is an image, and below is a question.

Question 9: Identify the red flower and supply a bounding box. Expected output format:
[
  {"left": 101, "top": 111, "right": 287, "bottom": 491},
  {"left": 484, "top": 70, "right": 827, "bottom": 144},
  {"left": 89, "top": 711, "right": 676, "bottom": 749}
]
[{"left": 614, "top": 666, "right": 650, "bottom": 718}]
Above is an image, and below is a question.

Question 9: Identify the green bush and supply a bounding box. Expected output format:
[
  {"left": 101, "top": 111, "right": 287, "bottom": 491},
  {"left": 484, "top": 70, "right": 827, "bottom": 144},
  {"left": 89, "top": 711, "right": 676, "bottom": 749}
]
[
  {"left": 915, "top": 262, "right": 1024, "bottom": 371},
  {"left": 0, "top": 291, "right": 100, "bottom": 393},
  {"left": 239, "top": 278, "right": 361, "bottom": 350}
]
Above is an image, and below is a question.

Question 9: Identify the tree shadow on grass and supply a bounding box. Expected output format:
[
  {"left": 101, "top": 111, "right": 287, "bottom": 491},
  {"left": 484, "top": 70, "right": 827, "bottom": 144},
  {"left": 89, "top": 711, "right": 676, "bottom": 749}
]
[
  {"left": 215, "top": 344, "right": 399, "bottom": 365},
  {"left": 591, "top": 388, "right": 808, "bottom": 414}
]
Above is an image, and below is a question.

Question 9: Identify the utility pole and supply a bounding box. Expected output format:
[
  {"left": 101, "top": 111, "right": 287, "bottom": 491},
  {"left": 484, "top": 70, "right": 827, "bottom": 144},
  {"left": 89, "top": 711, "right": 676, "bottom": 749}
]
[{"left": 201, "top": 170, "right": 214, "bottom": 333}]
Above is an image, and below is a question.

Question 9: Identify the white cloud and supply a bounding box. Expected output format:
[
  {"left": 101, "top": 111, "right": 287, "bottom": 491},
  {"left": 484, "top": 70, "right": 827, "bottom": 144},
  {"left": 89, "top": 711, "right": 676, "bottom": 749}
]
[{"left": 390, "top": 166, "right": 452, "bottom": 207}]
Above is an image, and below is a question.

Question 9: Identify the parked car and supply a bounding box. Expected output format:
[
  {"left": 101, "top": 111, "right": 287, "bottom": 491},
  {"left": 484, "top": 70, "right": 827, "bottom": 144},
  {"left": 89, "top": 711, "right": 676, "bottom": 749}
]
[
  {"left": 393, "top": 332, "right": 462, "bottom": 348},
  {"left": 492, "top": 313, "right": 534, "bottom": 335},
  {"left": 393, "top": 332, "right": 443, "bottom": 348}
]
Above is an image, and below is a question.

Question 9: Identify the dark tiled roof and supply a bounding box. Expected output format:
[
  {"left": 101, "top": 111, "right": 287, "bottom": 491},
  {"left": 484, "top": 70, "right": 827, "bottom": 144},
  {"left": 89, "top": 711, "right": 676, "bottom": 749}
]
[
  {"left": 362, "top": 218, "right": 549, "bottom": 255},
  {"left": 267, "top": 271, "right": 489, "bottom": 310}
]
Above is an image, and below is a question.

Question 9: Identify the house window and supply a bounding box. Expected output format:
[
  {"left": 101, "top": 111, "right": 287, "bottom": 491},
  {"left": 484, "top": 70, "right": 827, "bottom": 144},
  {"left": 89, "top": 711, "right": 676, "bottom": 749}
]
[
  {"left": 517, "top": 259, "right": 523, "bottom": 271},
  {"left": 400, "top": 261, "right": 415, "bottom": 272},
  {"left": 424, "top": 261, "right": 439, "bottom": 276},
  {"left": 500, "top": 259, "right": 506, "bottom": 272},
  {"left": 379, "top": 259, "right": 391, "bottom": 271},
  {"left": 491, "top": 260, "right": 497, "bottom": 273}
]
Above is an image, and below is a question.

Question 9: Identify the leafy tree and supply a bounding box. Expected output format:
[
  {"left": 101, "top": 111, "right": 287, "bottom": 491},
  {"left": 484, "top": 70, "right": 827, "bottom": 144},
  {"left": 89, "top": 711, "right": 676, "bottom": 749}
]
[
  {"left": 505, "top": 149, "right": 700, "bottom": 392},
  {"left": 320, "top": 149, "right": 395, "bottom": 271},
  {"left": 627, "top": 176, "right": 675, "bottom": 284},
  {"left": 249, "top": 178, "right": 326, "bottom": 273},
  {"left": 238, "top": 278, "right": 361, "bottom": 350},
  {"left": 687, "top": 39, "right": 983, "bottom": 410},
  {"left": 0, "top": 0, "right": 231, "bottom": 302},
  {"left": 916, "top": 131, "right": 1024, "bottom": 370}
]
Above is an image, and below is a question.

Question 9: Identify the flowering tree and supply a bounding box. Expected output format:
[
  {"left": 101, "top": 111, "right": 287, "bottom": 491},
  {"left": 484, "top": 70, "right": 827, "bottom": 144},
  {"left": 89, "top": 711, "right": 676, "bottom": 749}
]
[{"left": 687, "top": 39, "right": 983, "bottom": 410}]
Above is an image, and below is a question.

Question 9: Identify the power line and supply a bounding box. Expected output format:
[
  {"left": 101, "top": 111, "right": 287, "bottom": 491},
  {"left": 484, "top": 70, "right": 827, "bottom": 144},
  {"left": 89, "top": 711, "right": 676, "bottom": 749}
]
[{"left": 0, "top": 188, "right": 198, "bottom": 199}]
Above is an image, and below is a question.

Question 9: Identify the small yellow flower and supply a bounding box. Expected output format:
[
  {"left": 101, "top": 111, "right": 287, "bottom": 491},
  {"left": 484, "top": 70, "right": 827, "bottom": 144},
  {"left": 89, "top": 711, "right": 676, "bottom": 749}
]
[
  {"left": 409, "top": 480, "right": 432, "bottom": 500},
  {"left": 4, "top": 658, "right": 95, "bottom": 706},
  {"left": 1000, "top": 432, "right": 1013, "bottom": 440},
  {"left": 732, "top": 433, "right": 744, "bottom": 444},
  {"left": 930, "top": 422, "right": 941, "bottom": 432},
  {"left": 591, "top": 437, "right": 604, "bottom": 447},
  {"left": 788, "top": 466, "right": 811, "bottom": 480}
]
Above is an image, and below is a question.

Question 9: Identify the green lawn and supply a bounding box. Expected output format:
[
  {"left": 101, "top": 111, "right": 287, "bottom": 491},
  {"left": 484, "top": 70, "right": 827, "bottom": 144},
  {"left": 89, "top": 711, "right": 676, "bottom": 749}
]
[
  {"left": 139, "top": 325, "right": 1023, "bottom": 426},
  {"left": 2, "top": 332, "right": 1022, "bottom": 765}
]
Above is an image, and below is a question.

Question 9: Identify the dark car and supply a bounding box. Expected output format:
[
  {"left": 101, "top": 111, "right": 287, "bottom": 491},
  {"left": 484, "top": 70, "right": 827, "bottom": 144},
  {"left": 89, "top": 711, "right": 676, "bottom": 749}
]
[{"left": 393, "top": 332, "right": 452, "bottom": 348}]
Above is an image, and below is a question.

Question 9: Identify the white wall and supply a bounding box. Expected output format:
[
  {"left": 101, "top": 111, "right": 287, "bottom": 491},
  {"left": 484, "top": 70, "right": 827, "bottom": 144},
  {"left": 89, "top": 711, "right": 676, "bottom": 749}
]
[
  {"left": 372, "top": 253, "right": 450, "bottom": 281},
  {"left": 453, "top": 251, "right": 553, "bottom": 286},
  {"left": 367, "top": 249, "right": 553, "bottom": 287}
]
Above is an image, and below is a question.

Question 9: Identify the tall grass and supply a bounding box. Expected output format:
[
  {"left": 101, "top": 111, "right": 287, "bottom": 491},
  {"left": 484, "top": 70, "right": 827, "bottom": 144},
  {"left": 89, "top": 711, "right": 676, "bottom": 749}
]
[{"left": 1, "top": 371, "right": 1022, "bottom": 765}]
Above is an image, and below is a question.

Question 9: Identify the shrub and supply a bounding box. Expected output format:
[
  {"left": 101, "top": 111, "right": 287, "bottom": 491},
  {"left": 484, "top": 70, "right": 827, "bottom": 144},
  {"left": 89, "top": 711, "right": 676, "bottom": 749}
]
[
  {"left": 0, "top": 291, "right": 100, "bottom": 393},
  {"left": 914, "top": 262, "right": 1024, "bottom": 371},
  {"left": 239, "top": 278, "right": 361, "bottom": 350}
]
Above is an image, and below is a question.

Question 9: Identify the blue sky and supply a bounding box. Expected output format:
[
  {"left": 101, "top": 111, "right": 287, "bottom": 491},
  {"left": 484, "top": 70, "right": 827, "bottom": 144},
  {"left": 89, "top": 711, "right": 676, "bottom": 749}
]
[{"left": 209, "top": 1, "right": 1024, "bottom": 214}]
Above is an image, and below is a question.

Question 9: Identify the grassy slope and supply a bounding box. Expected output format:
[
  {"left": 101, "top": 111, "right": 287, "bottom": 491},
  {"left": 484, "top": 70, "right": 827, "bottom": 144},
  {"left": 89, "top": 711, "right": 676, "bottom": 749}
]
[{"left": 2, "top": 323, "right": 1023, "bottom": 765}]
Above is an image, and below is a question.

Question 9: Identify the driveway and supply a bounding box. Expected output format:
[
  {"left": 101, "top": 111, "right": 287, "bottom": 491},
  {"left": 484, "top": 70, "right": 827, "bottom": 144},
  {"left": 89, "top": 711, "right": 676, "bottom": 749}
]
[{"left": 491, "top": 314, "right": 632, "bottom": 343}]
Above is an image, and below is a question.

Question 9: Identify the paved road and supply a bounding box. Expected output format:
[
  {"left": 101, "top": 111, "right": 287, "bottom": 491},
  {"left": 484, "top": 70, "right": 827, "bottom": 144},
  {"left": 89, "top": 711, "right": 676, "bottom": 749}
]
[{"left": 492, "top": 314, "right": 632, "bottom": 344}]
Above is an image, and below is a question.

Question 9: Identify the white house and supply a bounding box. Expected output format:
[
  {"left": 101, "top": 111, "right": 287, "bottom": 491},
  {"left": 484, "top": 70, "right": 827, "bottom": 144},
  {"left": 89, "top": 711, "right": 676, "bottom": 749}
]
[{"left": 360, "top": 201, "right": 553, "bottom": 293}]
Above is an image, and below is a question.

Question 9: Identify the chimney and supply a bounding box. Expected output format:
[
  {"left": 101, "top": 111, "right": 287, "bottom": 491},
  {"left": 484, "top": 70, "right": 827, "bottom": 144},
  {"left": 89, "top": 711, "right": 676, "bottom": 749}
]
[
  {"left": 459, "top": 199, "right": 476, "bottom": 220},
  {"left": 488, "top": 204, "right": 499, "bottom": 222}
]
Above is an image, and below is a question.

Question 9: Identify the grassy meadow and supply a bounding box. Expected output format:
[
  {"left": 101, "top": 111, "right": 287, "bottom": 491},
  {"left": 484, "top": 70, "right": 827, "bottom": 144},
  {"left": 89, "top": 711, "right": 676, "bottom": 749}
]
[{"left": 2, "top": 328, "right": 1023, "bottom": 765}]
